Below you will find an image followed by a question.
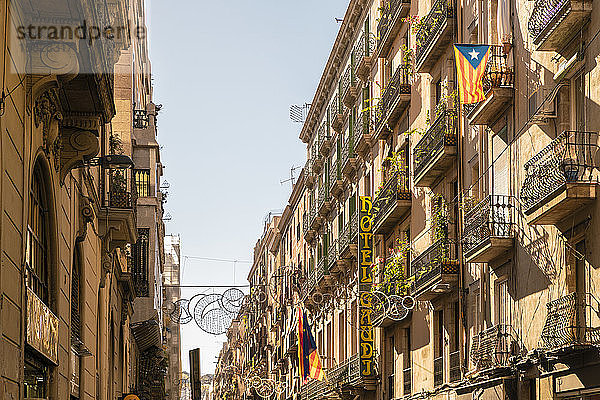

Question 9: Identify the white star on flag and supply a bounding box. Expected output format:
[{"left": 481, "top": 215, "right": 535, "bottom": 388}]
[{"left": 468, "top": 49, "right": 480, "bottom": 60}]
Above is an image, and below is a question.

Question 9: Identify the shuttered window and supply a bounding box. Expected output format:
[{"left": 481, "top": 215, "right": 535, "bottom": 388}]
[{"left": 133, "top": 228, "right": 150, "bottom": 297}]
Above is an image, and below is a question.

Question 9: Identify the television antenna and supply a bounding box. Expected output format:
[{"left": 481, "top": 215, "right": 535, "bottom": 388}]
[
  {"left": 280, "top": 165, "right": 301, "bottom": 189},
  {"left": 289, "top": 103, "right": 311, "bottom": 124}
]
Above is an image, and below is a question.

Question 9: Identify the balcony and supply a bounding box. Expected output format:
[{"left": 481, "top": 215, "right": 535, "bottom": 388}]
[
  {"left": 463, "top": 195, "right": 514, "bottom": 263},
  {"left": 449, "top": 350, "right": 460, "bottom": 382},
  {"left": 413, "top": 109, "right": 457, "bottom": 187},
  {"left": 339, "top": 212, "right": 359, "bottom": 259},
  {"left": 373, "top": 171, "right": 411, "bottom": 234},
  {"left": 315, "top": 256, "right": 331, "bottom": 288},
  {"left": 538, "top": 292, "right": 600, "bottom": 356},
  {"left": 318, "top": 182, "right": 333, "bottom": 216},
  {"left": 373, "top": 65, "right": 411, "bottom": 141},
  {"left": 330, "top": 94, "right": 345, "bottom": 133},
  {"left": 328, "top": 239, "right": 339, "bottom": 273},
  {"left": 528, "top": 0, "right": 592, "bottom": 51},
  {"left": 311, "top": 141, "right": 324, "bottom": 174},
  {"left": 519, "top": 131, "right": 599, "bottom": 225},
  {"left": 377, "top": 0, "right": 412, "bottom": 57},
  {"left": 133, "top": 109, "right": 149, "bottom": 129},
  {"left": 415, "top": 0, "right": 456, "bottom": 73},
  {"left": 341, "top": 134, "right": 358, "bottom": 178},
  {"left": 468, "top": 46, "right": 515, "bottom": 126},
  {"left": 305, "top": 159, "right": 315, "bottom": 188},
  {"left": 355, "top": 108, "right": 373, "bottom": 158},
  {"left": 328, "top": 160, "right": 344, "bottom": 198},
  {"left": 341, "top": 63, "right": 359, "bottom": 108},
  {"left": 470, "top": 324, "right": 515, "bottom": 373},
  {"left": 354, "top": 31, "right": 377, "bottom": 81},
  {"left": 434, "top": 356, "right": 444, "bottom": 387},
  {"left": 328, "top": 354, "right": 373, "bottom": 392},
  {"left": 318, "top": 122, "right": 334, "bottom": 156},
  {"left": 403, "top": 367, "right": 412, "bottom": 396},
  {"left": 98, "top": 167, "right": 137, "bottom": 246},
  {"left": 301, "top": 378, "right": 329, "bottom": 400},
  {"left": 301, "top": 269, "right": 317, "bottom": 301},
  {"left": 411, "top": 238, "right": 458, "bottom": 300}
]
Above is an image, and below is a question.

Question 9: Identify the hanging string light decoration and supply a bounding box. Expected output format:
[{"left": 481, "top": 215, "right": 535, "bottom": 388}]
[{"left": 165, "top": 288, "right": 245, "bottom": 335}]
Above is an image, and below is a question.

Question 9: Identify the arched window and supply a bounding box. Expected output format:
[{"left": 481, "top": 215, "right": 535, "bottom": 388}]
[{"left": 26, "top": 163, "right": 50, "bottom": 305}]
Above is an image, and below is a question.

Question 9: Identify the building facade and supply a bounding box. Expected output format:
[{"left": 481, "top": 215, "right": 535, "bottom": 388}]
[
  {"left": 0, "top": 0, "right": 171, "bottom": 398},
  {"left": 213, "top": 0, "right": 600, "bottom": 399},
  {"left": 164, "top": 235, "right": 182, "bottom": 400}
]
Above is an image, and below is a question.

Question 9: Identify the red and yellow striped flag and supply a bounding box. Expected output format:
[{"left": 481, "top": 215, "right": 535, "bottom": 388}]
[
  {"left": 454, "top": 44, "right": 491, "bottom": 104},
  {"left": 297, "top": 308, "right": 326, "bottom": 383}
]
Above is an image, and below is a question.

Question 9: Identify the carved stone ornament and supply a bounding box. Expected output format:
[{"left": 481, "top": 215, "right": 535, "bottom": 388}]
[
  {"left": 75, "top": 196, "right": 96, "bottom": 244},
  {"left": 56, "top": 125, "right": 100, "bottom": 182},
  {"left": 33, "top": 89, "right": 63, "bottom": 153}
]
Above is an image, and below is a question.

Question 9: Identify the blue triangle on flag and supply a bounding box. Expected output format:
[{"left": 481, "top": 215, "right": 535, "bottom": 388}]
[{"left": 455, "top": 44, "right": 490, "bottom": 70}]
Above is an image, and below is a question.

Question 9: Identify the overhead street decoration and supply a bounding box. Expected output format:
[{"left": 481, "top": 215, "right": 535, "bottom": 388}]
[{"left": 166, "top": 288, "right": 245, "bottom": 335}]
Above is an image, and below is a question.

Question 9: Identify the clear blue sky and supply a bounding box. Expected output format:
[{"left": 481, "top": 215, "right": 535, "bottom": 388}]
[{"left": 148, "top": 0, "right": 348, "bottom": 374}]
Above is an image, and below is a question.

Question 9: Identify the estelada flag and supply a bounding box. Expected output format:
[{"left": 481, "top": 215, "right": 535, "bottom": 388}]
[
  {"left": 453, "top": 44, "right": 491, "bottom": 104},
  {"left": 297, "top": 307, "right": 326, "bottom": 383}
]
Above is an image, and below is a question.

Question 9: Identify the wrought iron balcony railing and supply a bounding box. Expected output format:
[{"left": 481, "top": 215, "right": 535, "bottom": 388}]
[
  {"left": 328, "top": 239, "right": 339, "bottom": 271},
  {"left": 539, "top": 292, "right": 600, "bottom": 353},
  {"left": 301, "top": 378, "right": 329, "bottom": 400},
  {"left": 374, "top": 64, "right": 411, "bottom": 134},
  {"left": 463, "top": 195, "right": 514, "bottom": 260},
  {"left": 318, "top": 182, "right": 329, "bottom": 212},
  {"left": 329, "top": 93, "right": 344, "bottom": 132},
  {"left": 415, "top": 0, "right": 455, "bottom": 71},
  {"left": 354, "top": 31, "right": 377, "bottom": 79},
  {"left": 449, "top": 350, "right": 460, "bottom": 382},
  {"left": 434, "top": 355, "right": 444, "bottom": 387},
  {"left": 133, "top": 109, "right": 149, "bottom": 129},
  {"left": 482, "top": 45, "right": 514, "bottom": 93},
  {"left": 403, "top": 367, "right": 412, "bottom": 396},
  {"left": 341, "top": 134, "right": 356, "bottom": 172},
  {"left": 528, "top": 0, "right": 591, "bottom": 49},
  {"left": 373, "top": 170, "right": 411, "bottom": 228},
  {"left": 378, "top": 0, "right": 412, "bottom": 54},
  {"left": 411, "top": 237, "right": 458, "bottom": 294},
  {"left": 318, "top": 121, "right": 333, "bottom": 156},
  {"left": 107, "top": 168, "right": 136, "bottom": 209},
  {"left": 315, "top": 255, "right": 329, "bottom": 286},
  {"left": 470, "top": 324, "right": 514, "bottom": 371},
  {"left": 329, "top": 160, "right": 341, "bottom": 191},
  {"left": 339, "top": 212, "right": 359, "bottom": 254},
  {"left": 413, "top": 108, "right": 457, "bottom": 181},
  {"left": 341, "top": 63, "right": 357, "bottom": 106},
  {"left": 520, "top": 131, "right": 600, "bottom": 215}
]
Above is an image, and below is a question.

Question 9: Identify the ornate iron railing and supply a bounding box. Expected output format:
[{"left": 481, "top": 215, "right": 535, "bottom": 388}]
[
  {"left": 354, "top": 31, "right": 376, "bottom": 72},
  {"left": 449, "top": 351, "right": 460, "bottom": 382},
  {"left": 315, "top": 255, "right": 329, "bottom": 285},
  {"left": 339, "top": 212, "right": 359, "bottom": 252},
  {"left": 414, "top": 108, "right": 457, "bottom": 178},
  {"left": 434, "top": 356, "right": 444, "bottom": 387},
  {"left": 356, "top": 107, "right": 371, "bottom": 141},
  {"left": 329, "top": 92, "right": 343, "bottom": 120},
  {"left": 483, "top": 45, "right": 514, "bottom": 92},
  {"left": 328, "top": 239, "right": 339, "bottom": 270},
  {"left": 519, "top": 131, "right": 600, "bottom": 214},
  {"left": 411, "top": 237, "right": 458, "bottom": 292},
  {"left": 318, "top": 182, "right": 329, "bottom": 210},
  {"left": 528, "top": 0, "right": 572, "bottom": 44},
  {"left": 415, "top": 0, "right": 455, "bottom": 67},
  {"left": 108, "top": 169, "right": 135, "bottom": 208},
  {"left": 373, "top": 170, "right": 411, "bottom": 227},
  {"left": 470, "top": 324, "right": 514, "bottom": 371},
  {"left": 133, "top": 109, "right": 149, "bottom": 129},
  {"left": 378, "top": 0, "right": 412, "bottom": 49},
  {"left": 539, "top": 292, "right": 600, "bottom": 352},
  {"left": 403, "top": 367, "right": 412, "bottom": 395},
  {"left": 318, "top": 121, "right": 330, "bottom": 151},
  {"left": 341, "top": 134, "right": 356, "bottom": 171},
  {"left": 329, "top": 159, "right": 341, "bottom": 192},
  {"left": 375, "top": 64, "right": 411, "bottom": 132},
  {"left": 301, "top": 378, "right": 329, "bottom": 400},
  {"left": 463, "top": 195, "right": 514, "bottom": 257},
  {"left": 341, "top": 63, "right": 356, "bottom": 103}
]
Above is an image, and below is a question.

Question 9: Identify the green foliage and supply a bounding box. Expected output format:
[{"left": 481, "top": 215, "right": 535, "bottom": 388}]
[
  {"left": 373, "top": 237, "right": 411, "bottom": 295},
  {"left": 109, "top": 133, "right": 123, "bottom": 154}
]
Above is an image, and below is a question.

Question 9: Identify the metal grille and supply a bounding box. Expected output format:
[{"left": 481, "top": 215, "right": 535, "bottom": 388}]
[
  {"left": 354, "top": 31, "right": 376, "bottom": 73},
  {"left": 470, "top": 324, "right": 513, "bottom": 371},
  {"left": 133, "top": 228, "right": 150, "bottom": 297},
  {"left": 449, "top": 350, "right": 460, "bottom": 382},
  {"left": 339, "top": 212, "right": 359, "bottom": 253},
  {"left": 434, "top": 356, "right": 444, "bottom": 387},
  {"left": 411, "top": 238, "right": 458, "bottom": 292},
  {"left": 415, "top": 0, "right": 455, "bottom": 66},
  {"left": 377, "top": 0, "right": 412, "bottom": 49},
  {"left": 528, "top": 0, "right": 572, "bottom": 44},
  {"left": 328, "top": 159, "right": 341, "bottom": 192},
  {"left": 463, "top": 195, "right": 514, "bottom": 257},
  {"left": 133, "top": 109, "right": 149, "bottom": 129},
  {"left": 373, "top": 170, "right": 411, "bottom": 228},
  {"left": 375, "top": 64, "right": 411, "bottom": 132},
  {"left": 328, "top": 239, "right": 339, "bottom": 271},
  {"left": 414, "top": 108, "right": 457, "bottom": 178},
  {"left": 341, "top": 63, "right": 355, "bottom": 103},
  {"left": 316, "top": 255, "right": 329, "bottom": 286},
  {"left": 520, "top": 131, "right": 599, "bottom": 214},
  {"left": 539, "top": 292, "right": 600, "bottom": 351},
  {"left": 403, "top": 367, "right": 412, "bottom": 395},
  {"left": 341, "top": 132, "right": 356, "bottom": 171}
]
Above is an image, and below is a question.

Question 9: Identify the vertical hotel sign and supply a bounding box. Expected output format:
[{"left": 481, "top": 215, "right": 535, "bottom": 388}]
[
  {"left": 26, "top": 287, "right": 59, "bottom": 364},
  {"left": 358, "top": 196, "right": 374, "bottom": 377}
]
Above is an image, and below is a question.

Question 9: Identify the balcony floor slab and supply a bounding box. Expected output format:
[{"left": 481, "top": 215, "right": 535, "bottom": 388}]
[
  {"left": 465, "top": 237, "right": 514, "bottom": 263},
  {"left": 469, "top": 87, "right": 514, "bottom": 126},
  {"left": 526, "top": 183, "right": 597, "bottom": 225}
]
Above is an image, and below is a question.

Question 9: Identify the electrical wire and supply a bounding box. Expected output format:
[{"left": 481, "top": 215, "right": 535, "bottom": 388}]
[{"left": 182, "top": 256, "right": 252, "bottom": 264}]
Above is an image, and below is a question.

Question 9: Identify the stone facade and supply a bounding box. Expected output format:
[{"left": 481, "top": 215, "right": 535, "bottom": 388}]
[{"left": 213, "top": 0, "right": 600, "bottom": 399}]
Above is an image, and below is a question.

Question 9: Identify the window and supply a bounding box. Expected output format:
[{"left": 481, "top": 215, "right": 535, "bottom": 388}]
[
  {"left": 497, "top": 278, "right": 510, "bottom": 326},
  {"left": 134, "top": 169, "right": 151, "bottom": 197},
  {"left": 386, "top": 334, "right": 395, "bottom": 400},
  {"left": 26, "top": 163, "right": 50, "bottom": 305},
  {"left": 133, "top": 228, "right": 150, "bottom": 297},
  {"left": 435, "top": 79, "right": 443, "bottom": 108}
]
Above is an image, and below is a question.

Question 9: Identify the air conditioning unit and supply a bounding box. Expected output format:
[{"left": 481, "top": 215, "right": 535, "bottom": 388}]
[{"left": 529, "top": 87, "right": 557, "bottom": 124}]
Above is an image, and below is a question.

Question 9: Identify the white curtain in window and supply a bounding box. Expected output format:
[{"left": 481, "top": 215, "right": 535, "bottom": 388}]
[{"left": 497, "top": 0, "right": 511, "bottom": 44}]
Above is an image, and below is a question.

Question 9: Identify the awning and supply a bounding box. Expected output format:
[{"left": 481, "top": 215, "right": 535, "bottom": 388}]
[{"left": 131, "top": 318, "right": 162, "bottom": 352}]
